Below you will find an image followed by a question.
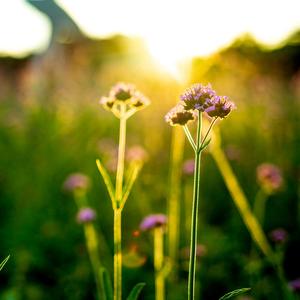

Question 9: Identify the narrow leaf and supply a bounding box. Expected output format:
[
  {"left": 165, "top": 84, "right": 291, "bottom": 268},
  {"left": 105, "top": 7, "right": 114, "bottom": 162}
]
[
  {"left": 200, "top": 137, "right": 211, "bottom": 151},
  {"left": 0, "top": 255, "right": 10, "bottom": 271},
  {"left": 219, "top": 288, "right": 251, "bottom": 300},
  {"left": 99, "top": 267, "right": 113, "bottom": 300},
  {"left": 120, "top": 162, "right": 142, "bottom": 210},
  {"left": 96, "top": 159, "right": 115, "bottom": 208},
  {"left": 127, "top": 283, "right": 146, "bottom": 300}
]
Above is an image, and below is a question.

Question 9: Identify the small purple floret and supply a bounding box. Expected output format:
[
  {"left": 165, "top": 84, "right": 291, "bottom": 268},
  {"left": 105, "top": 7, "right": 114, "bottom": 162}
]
[
  {"left": 63, "top": 173, "right": 90, "bottom": 192},
  {"left": 257, "top": 163, "right": 283, "bottom": 192},
  {"left": 269, "top": 228, "right": 288, "bottom": 243},
  {"left": 205, "top": 96, "right": 236, "bottom": 118},
  {"left": 182, "top": 159, "right": 195, "bottom": 175},
  {"left": 140, "top": 214, "right": 167, "bottom": 231},
  {"left": 77, "top": 207, "right": 96, "bottom": 224},
  {"left": 165, "top": 104, "right": 196, "bottom": 126}
]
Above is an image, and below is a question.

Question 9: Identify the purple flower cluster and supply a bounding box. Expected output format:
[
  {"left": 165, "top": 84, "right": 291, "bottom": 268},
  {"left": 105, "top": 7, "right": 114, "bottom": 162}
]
[
  {"left": 165, "top": 105, "right": 196, "bottom": 126},
  {"left": 76, "top": 207, "right": 96, "bottom": 224},
  {"left": 165, "top": 83, "right": 235, "bottom": 126},
  {"left": 100, "top": 82, "right": 150, "bottom": 112},
  {"left": 256, "top": 163, "right": 283, "bottom": 193},
  {"left": 63, "top": 173, "right": 90, "bottom": 193},
  {"left": 180, "top": 83, "right": 216, "bottom": 111},
  {"left": 140, "top": 214, "right": 167, "bottom": 231}
]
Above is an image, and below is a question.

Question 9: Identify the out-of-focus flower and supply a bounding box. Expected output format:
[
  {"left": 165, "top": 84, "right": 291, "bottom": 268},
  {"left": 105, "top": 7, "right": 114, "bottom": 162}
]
[
  {"left": 99, "top": 96, "right": 115, "bottom": 111},
  {"left": 180, "top": 244, "right": 207, "bottom": 259},
  {"left": 76, "top": 207, "right": 96, "bottom": 224},
  {"left": 180, "top": 83, "right": 216, "bottom": 111},
  {"left": 165, "top": 104, "right": 196, "bottom": 126},
  {"left": 257, "top": 163, "right": 283, "bottom": 193},
  {"left": 63, "top": 173, "right": 90, "bottom": 193},
  {"left": 140, "top": 214, "right": 167, "bottom": 231},
  {"left": 129, "top": 91, "right": 151, "bottom": 109},
  {"left": 183, "top": 159, "right": 195, "bottom": 175},
  {"left": 205, "top": 96, "right": 236, "bottom": 118},
  {"left": 269, "top": 228, "right": 288, "bottom": 244},
  {"left": 99, "top": 82, "right": 150, "bottom": 114},
  {"left": 122, "top": 244, "right": 147, "bottom": 268},
  {"left": 289, "top": 278, "right": 300, "bottom": 292},
  {"left": 110, "top": 82, "right": 135, "bottom": 101},
  {"left": 126, "top": 145, "right": 148, "bottom": 163}
]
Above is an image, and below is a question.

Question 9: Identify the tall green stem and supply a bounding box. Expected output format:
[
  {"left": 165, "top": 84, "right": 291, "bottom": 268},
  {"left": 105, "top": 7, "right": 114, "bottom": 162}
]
[
  {"left": 116, "top": 105, "right": 127, "bottom": 204},
  {"left": 114, "top": 104, "right": 127, "bottom": 300},
  {"left": 114, "top": 209, "right": 122, "bottom": 300},
  {"left": 188, "top": 112, "right": 202, "bottom": 300},
  {"left": 154, "top": 227, "right": 165, "bottom": 300}
]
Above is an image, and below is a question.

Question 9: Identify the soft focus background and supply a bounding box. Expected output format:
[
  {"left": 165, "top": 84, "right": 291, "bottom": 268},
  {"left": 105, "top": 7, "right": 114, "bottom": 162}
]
[{"left": 0, "top": 1, "right": 300, "bottom": 299}]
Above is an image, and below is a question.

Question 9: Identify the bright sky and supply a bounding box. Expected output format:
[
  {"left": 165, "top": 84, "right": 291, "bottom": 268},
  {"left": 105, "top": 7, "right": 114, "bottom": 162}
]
[{"left": 0, "top": 0, "right": 300, "bottom": 74}]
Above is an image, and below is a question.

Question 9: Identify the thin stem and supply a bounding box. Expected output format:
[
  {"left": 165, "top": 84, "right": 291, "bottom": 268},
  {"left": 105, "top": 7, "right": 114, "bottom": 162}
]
[
  {"left": 188, "top": 111, "right": 202, "bottom": 300},
  {"left": 115, "top": 104, "right": 127, "bottom": 206},
  {"left": 183, "top": 125, "right": 197, "bottom": 152},
  {"left": 114, "top": 104, "right": 127, "bottom": 300},
  {"left": 253, "top": 189, "right": 267, "bottom": 226},
  {"left": 200, "top": 117, "right": 218, "bottom": 150},
  {"left": 84, "top": 223, "right": 103, "bottom": 300},
  {"left": 154, "top": 227, "right": 165, "bottom": 300},
  {"left": 114, "top": 209, "right": 122, "bottom": 300}
]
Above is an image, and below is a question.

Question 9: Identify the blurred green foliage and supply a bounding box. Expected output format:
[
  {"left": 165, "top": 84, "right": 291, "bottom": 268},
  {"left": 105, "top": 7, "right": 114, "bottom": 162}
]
[{"left": 0, "top": 33, "right": 300, "bottom": 299}]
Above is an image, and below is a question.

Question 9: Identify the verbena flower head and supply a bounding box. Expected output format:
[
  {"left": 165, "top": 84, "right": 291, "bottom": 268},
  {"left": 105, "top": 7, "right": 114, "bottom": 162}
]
[
  {"left": 76, "top": 207, "right": 96, "bottom": 224},
  {"left": 165, "top": 104, "right": 196, "bottom": 126},
  {"left": 110, "top": 82, "right": 135, "bottom": 101},
  {"left": 140, "top": 214, "right": 167, "bottom": 231},
  {"left": 269, "top": 228, "right": 288, "bottom": 244},
  {"left": 205, "top": 96, "right": 236, "bottom": 118},
  {"left": 257, "top": 163, "right": 283, "bottom": 193},
  {"left": 63, "top": 173, "right": 90, "bottom": 193},
  {"left": 100, "top": 82, "right": 150, "bottom": 115},
  {"left": 180, "top": 83, "right": 216, "bottom": 111}
]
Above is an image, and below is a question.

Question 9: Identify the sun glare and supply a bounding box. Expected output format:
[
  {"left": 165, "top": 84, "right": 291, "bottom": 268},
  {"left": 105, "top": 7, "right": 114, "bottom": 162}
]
[{"left": 1, "top": 0, "right": 300, "bottom": 76}]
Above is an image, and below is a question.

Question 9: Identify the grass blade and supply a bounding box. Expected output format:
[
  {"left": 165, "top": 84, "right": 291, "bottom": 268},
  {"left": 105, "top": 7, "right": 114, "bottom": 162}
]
[
  {"left": 0, "top": 255, "right": 10, "bottom": 271},
  {"left": 99, "top": 267, "right": 113, "bottom": 300},
  {"left": 96, "top": 159, "right": 115, "bottom": 208},
  {"left": 219, "top": 288, "right": 251, "bottom": 300},
  {"left": 126, "top": 283, "right": 146, "bottom": 300}
]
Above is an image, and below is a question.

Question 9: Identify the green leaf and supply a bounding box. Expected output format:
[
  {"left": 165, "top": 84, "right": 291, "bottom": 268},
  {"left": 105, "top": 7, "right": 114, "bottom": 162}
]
[
  {"left": 99, "top": 267, "right": 113, "bottom": 300},
  {"left": 126, "top": 283, "right": 146, "bottom": 300},
  {"left": 219, "top": 288, "right": 251, "bottom": 300},
  {"left": 96, "top": 159, "right": 116, "bottom": 208},
  {"left": 200, "top": 137, "right": 211, "bottom": 151},
  {"left": 120, "top": 162, "right": 142, "bottom": 210},
  {"left": 0, "top": 255, "right": 10, "bottom": 271}
]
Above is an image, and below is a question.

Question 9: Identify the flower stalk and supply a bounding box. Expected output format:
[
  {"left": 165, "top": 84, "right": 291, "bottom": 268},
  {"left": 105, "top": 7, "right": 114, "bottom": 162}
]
[
  {"left": 165, "top": 83, "right": 235, "bottom": 300},
  {"left": 98, "top": 83, "right": 150, "bottom": 300},
  {"left": 154, "top": 227, "right": 165, "bottom": 300},
  {"left": 113, "top": 105, "right": 127, "bottom": 300},
  {"left": 187, "top": 111, "right": 202, "bottom": 300}
]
